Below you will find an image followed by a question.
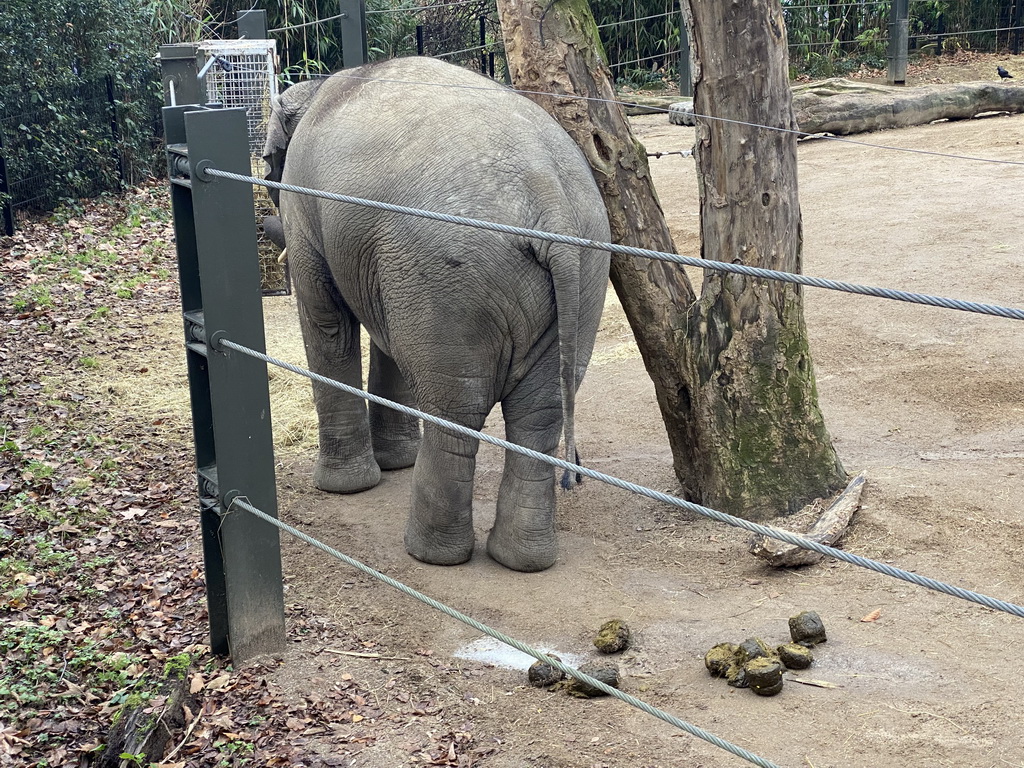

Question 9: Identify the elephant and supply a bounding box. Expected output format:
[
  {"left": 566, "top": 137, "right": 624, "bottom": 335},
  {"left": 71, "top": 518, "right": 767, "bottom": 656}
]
[{"left": 263, "top": 56, "right": 611, "bottom": 572}]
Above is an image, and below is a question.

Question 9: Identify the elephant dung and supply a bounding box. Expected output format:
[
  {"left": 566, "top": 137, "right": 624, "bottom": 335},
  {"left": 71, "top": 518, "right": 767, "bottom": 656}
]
[
  {"left": 560, "top": 663, "right": 620, "bottom": 698},
  {"left": 704, "top": 643, "right": 739, "bottom": 677},
  {"left": 737, "top": 637, "right": 777, "bottom": 664},
  {"left": 745, "top": 657, "right": 785, "bottom": 696},
  {"left": 593, "top": 619, "right": 632, "bottom": 654},
  {"left": 777, "top": 643, "right": 814, "bottom": 670},
  {"left": 789, "top": 611, "right": 827, "bottom": 646},
  {"left": 527, "top": 655, "right": 565, "bottom": 688}
]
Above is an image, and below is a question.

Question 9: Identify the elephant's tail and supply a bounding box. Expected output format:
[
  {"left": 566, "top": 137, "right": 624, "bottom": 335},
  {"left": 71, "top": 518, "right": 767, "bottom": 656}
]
[{"left": 546, "top": 242, "right": 584, "bottom": 490}]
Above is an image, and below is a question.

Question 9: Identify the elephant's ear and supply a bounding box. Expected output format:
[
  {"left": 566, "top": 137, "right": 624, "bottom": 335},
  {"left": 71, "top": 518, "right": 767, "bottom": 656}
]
[{"left": 262, "top": 79, "right": 327, "bottom": 208}]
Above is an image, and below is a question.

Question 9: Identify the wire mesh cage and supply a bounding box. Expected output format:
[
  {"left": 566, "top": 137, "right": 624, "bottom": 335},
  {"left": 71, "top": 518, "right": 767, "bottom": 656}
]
[{"left": 198, "top": 39, "right": 289, "bottom": 295}]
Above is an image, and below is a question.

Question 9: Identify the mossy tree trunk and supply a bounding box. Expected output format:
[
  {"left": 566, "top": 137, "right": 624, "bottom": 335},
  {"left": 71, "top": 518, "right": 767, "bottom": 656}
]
[
  {"left": 681, "top": 0, "right": 846, "bottom": 515},
  {"left": 496, "top": 0, "right": 847, "bottom": 519}
]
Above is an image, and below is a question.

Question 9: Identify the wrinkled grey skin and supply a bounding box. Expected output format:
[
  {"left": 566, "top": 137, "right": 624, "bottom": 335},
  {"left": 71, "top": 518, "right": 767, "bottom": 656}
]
[{"left": 263, "top": 57, "right": 610, "bottom": 572}]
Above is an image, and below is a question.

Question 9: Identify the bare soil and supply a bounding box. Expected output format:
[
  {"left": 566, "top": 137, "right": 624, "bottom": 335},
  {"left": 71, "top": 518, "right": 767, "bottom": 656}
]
[{"left": 254, "top": 83, "right": 1024, "bottom": 766}]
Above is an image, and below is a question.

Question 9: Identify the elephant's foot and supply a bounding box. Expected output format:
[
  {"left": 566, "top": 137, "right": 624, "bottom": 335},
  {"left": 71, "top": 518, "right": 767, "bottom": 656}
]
[
  {"left": 313, "top": 454, "right": 381, "bottom": 494},
  {"left": 373, "top": 435, "right": 420, "bottom": 471},
  {"left": 486, "top": 513, "right": 557, "bottom": 572},
  {"left": 404, "top": 515, "right": 474, "bottom": 566}
]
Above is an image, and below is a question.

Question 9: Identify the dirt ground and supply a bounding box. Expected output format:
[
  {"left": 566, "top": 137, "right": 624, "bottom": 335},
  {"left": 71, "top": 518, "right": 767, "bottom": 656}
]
[{"left": 226, "top": 73, "right": 1024, "bottom": 768}]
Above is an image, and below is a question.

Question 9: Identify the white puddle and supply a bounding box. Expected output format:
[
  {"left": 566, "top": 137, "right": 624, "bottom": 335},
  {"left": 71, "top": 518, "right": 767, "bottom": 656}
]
[{"left": 453, "top": 637, "right": 586, "bottom": 671}]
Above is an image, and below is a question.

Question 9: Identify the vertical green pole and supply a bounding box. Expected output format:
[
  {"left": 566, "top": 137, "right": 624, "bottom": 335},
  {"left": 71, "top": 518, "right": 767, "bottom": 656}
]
[
  {"left": 164, "top": 104, "right": 285, "bottom": 662},
  {"left": 0, "top": 127, "right": 13, "bottom": 236},
  {"left": 237, "top": 9, "right": 269, "bottom": 40},
  {"left": 338, "top": 0, "right": 368, "bottom": 68},
  {"left": 887, "top": 0, "right": 909, "bottom": 85},
  {"left": 678, "top": 8, "right": 693, "bottom": 98}
]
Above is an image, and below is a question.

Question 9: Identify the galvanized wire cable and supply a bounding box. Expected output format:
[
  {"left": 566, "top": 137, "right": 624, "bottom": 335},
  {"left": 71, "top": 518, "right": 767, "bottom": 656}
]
[
  {"left": 227, "top": 495, "right": 781, "bottom": 768},
  {"left": 268, "top": 12, "right": 347, "bottom": 33},
  {"left": 295, "top": 70, "right": 1024, "bottom": 168},
  {"left": 219, "top": 338, "right": 1024, "bottom": 621},
  {"left": 203, "top": 168, "right": 1024, "bottom": 322}
]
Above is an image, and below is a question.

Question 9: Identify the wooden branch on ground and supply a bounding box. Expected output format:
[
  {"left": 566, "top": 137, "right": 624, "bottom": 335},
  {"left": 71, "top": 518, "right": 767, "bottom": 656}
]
[
  {"left": 748, "top": 471, "right": 867, "bottom": 567},
  {"left": 94, "top": 663, "right": 193, "bottom": 767}
]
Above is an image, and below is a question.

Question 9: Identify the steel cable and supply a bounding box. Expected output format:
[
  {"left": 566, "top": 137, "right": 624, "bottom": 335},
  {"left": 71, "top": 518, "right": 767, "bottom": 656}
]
[
  {"left": 203, "top": 168, "right": 1024, "bottom": 322},
  {"left": 218, "top": 338, "right": 1024, "bottom": 622},
  {"left": 293, "top": 70, "right": 1024, "bottom": 168},
  {"left": 228, "top": 496, "right": 782, "bottom": 768}
]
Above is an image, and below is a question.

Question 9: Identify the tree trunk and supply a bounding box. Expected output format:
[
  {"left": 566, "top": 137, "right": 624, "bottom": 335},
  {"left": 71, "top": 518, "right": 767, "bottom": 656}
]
[
  {"left": 496, "top": 0, "right": 847, "bottom": 519},
  {"left": 681, "top": 0, "right": 846, "bottom": 516}
]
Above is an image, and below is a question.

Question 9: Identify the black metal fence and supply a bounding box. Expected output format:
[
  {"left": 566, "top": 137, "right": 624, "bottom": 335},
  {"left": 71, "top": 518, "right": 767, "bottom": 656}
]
[{"left": 0, "top": 72, "right": 161, "bottom": 236}]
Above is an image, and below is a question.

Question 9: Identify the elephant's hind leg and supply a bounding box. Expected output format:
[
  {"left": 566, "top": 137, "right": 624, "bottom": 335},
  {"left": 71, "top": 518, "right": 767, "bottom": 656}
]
[
  {"left": 293, "top": 248, "right": 380, "bottom": 493},
  {"left": 486, "top": 370, "right": 562, "bottom": 572},
  {"left": 368, "top": 342, "right": 421, "bottom": 470},
  {"left": 405, "top": 396, "right": 489, "bottom": 567}
]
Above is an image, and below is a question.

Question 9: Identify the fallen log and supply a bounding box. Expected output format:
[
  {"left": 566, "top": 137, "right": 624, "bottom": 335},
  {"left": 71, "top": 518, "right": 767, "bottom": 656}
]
[
  {"left": 669, "top": 79, "right": 1024, "bottom": 136},
  {"left": 748, "top": 471, "right": 866, "bottom": 568},
  {"left": 791, "top": 78, "right": 1024, "bottom": 135}
]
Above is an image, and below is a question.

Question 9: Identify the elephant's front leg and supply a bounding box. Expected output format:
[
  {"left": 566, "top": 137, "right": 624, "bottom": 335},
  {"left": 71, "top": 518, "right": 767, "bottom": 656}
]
[
  {"left": 368, "top": 342, "right": 421, "bottom": 470},
  {"left": 486, "top": 372, "right": 562, "bottom": 572},
  {"left": 295, "top": 259, "right": 380, "bottom": 494},
  {"left": 405, "top": 403, "right": 487, "bottom": 567}
]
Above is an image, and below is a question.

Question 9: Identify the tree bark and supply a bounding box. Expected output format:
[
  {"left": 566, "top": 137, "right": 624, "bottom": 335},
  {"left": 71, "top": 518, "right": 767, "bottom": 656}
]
[
  {"left": 681, "top": 0, "right": 846, "bottom": 516},
  {"left": 496, "top": 0, "right": 847, "bottom": 519}
]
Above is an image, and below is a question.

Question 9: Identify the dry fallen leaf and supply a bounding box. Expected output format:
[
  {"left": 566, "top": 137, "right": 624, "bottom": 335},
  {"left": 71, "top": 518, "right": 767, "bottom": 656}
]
[
  {"left": 861, "top": 608, "right": 882, "bottom": 622},
  {"left": 205, "top": 674, "right": 231, "bottom": 691},
  {"left": 189, "top": 674, "right": 204, "bottom": 694}
]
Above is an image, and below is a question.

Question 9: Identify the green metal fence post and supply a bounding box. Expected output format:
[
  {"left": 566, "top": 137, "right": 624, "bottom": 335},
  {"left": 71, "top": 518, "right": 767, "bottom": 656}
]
[
  {"left": 159, "top": 44, "right": 206, "bottom": 107},
  {"left": 678, "top": 9, "right": 693, "bottom": 98},
  {"left": 237, "top": 9, "right": 269, "bottom": 40},
  {"left": 164, "top": 104, "right": 286, "bottom": 662},
  {"left": 0, "top": 128, "right": 13, "bottom": 236},
  {"left": 887, "top": 0, "right": 909, "bottom": 85},
  {"left": 338, "top": 0, "right": 368, "bottom": 68}
]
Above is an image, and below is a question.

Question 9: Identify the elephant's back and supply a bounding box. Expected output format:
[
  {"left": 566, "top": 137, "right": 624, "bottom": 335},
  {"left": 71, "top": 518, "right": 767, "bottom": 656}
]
[{"left": 288, "top": 58, "right": 602, "bottom": 221}]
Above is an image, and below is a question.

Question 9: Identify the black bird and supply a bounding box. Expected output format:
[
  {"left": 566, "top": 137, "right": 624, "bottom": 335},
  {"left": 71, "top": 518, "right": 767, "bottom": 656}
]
[{"left": 997, "top": 66, "right": 1013, "bottom": 80}]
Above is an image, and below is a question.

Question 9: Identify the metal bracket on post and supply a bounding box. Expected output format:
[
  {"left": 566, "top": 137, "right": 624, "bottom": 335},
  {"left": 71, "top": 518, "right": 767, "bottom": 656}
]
[
  {"left": 159, "top": 44, "right": 207, "bottom": 107},
  {"left": 163, "top": 103, "right": 286, "bottom": 663},
  {"left": 887, "top": 0, "right": 909, "bottom": 85},
  {"left": 338, "top": 0, "right": 368, "bottom": 68}
]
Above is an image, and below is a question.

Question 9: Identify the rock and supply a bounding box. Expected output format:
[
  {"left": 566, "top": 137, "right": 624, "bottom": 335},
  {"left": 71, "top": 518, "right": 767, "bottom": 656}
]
[
  {"left": 561, "top": 662, "right": 619, "bottom": 698},
  {"left": 745, "top": 657, "right": 784, "bottom": 696},
  {"left": 528, "top": 655, "right": 565, "bottom": 688},
  {"left": 704, "top": 643, "right": 739, "bottom": 677},
  {"left": 737, "top": 637, "right": 776, "bottom": 664},
  {"left": 789, "top": 611, "right": 827, "bottom": 646},
  {"left": 668, "top": 100, "right": 695, "bottom": 126},
  {"left": 593, "top": 619, "right": 631, "bottom": 654},
  {"left": 777, "top": 643, "right": 813, "bottom": 670}
]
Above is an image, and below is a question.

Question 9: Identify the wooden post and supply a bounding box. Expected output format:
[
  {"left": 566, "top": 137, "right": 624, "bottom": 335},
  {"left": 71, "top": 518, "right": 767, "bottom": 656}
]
[{"left": 164, "top": 104, "right": 286, "bottom": 662}]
